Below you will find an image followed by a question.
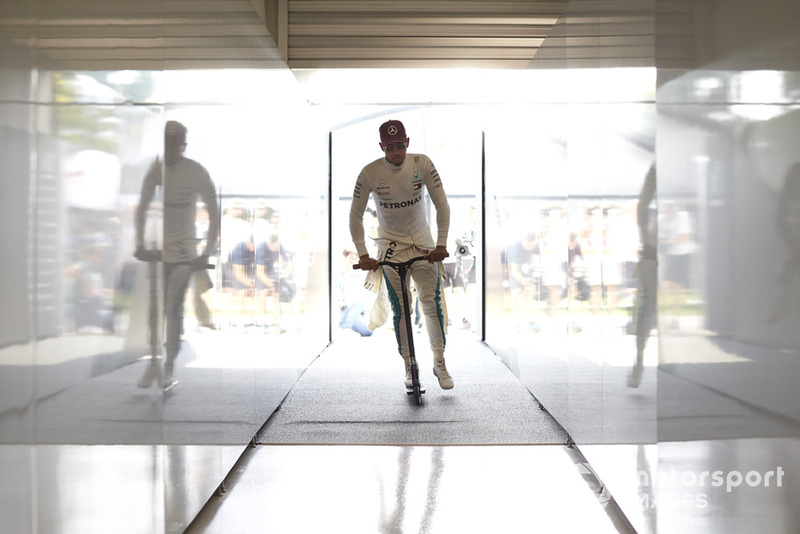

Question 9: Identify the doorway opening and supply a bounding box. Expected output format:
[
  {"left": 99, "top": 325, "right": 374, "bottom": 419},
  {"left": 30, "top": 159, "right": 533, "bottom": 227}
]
[{"left": 328, "top": 108, "right": 484, "bottom": 345}]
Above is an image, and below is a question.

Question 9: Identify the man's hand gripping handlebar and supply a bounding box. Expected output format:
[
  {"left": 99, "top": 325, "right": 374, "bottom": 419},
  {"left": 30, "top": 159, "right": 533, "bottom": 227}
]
[{"left": 352, "top": 246, "right": 449, "bottom": 270}]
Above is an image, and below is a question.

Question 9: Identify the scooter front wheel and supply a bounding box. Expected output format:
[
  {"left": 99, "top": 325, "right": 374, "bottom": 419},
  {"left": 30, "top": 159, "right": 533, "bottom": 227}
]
[{"left": 409, "top": 364, "right": 425, "bottom": 404}]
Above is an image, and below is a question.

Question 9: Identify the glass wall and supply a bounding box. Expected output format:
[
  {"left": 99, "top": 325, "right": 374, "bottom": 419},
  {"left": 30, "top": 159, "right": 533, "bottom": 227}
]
[
  {"left": 653, "top": 65, "right": 800, "bottom": 531},
  {"left": 484, "top": 68, "right": 656, "bottom": 438},
  {"left": 483, "top": 68, "right": 658, "bottom": 530},
  {"left": 5, "top": 0, "right": 800, "bottom": 531},
  {"left": 0, "top": 55, "right": 329, "bottom": 533}
]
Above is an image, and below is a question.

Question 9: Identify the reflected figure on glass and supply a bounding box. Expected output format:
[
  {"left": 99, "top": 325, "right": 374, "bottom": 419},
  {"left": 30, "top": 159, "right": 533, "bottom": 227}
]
[
  {"left": 506, "top": 231, "right": 541, "bottom": 332},
  {"left": 134, "top": 120, "right": 219, "bottom": 390},
  {"left": 349, "top": 119, "right": 453, "bottom": 390},
  {"left": 629, "top": 165, "right": 657, "bottom": 388},
  {"left": 769, "top": 161, "right": 800, "bottom": 324}
]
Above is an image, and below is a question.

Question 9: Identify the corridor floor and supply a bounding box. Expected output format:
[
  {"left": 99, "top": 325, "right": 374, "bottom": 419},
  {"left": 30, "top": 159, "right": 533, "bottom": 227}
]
[{"left": 186, "top": 332, "right": 633, "bottom": 533}]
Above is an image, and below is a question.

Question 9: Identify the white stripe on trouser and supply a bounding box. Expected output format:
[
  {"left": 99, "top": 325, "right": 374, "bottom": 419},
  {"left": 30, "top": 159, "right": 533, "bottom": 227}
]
[{"left": 380, "top": 246, "right": 446, "bottom": 362}]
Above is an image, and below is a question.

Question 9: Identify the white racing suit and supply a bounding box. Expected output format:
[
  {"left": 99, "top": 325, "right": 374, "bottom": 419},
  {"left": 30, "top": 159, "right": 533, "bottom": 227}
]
[
  {"left": 349, "top": 152, "right": 450, "bottom": 363},
  {"left": 374, "top": 233, "right": 448, "bottom": 362}
]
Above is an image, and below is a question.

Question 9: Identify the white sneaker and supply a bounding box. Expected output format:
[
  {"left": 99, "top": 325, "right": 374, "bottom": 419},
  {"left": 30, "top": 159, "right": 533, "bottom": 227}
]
[{"left": 433, "top": 357, "right": 454, "bottom": 390}]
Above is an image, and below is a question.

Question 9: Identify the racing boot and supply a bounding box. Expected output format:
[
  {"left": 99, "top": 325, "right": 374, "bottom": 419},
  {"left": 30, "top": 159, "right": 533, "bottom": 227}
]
[
  {"left": 433, "top": 354, "right": 454, "bottom": 390},
  {"left": 403, "top": 356, "right": 413, "bottom": 389}
]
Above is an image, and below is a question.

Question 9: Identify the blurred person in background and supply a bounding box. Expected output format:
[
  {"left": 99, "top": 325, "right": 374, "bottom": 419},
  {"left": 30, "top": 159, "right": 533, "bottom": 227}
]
[{"left": 629, "top": 165, "right": 657, "bottom": 388}]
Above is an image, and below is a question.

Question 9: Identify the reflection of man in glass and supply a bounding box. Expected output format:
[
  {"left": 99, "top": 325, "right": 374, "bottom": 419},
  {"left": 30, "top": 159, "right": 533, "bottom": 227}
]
[
  {"left": 770, "top": 162, "right": 800, "bottom": 323},
  {"left": 134, "top": 120, "right": 219, "bottom": 389},
  {"left": 629, "top": 165, "right": 657, "bottom": 388}
]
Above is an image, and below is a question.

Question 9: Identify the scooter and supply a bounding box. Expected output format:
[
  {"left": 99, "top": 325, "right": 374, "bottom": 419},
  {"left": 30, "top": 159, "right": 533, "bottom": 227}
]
[
  {"left": 136, "top": 246, "right": 214, "bottom": 393},
  {"left": 354, "top": 256, "right": 427, "bottom": 405}
]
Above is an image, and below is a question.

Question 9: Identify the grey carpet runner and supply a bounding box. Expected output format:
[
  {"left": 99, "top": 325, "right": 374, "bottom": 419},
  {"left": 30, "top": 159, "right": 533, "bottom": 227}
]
[{"left": 257, "top": 331, "right": 568, "bottom": 445}]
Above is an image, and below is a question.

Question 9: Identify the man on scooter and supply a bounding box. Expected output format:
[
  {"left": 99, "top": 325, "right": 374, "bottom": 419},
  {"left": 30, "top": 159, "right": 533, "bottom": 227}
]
[{"left": 349, "top": 119, "right": 454, "bottom": 390}]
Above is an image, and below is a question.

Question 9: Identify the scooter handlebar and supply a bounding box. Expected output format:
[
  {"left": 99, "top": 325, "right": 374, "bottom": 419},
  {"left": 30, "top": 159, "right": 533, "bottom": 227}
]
[{"left": 352, "top": 256, "right": 428, "bottom": 270}]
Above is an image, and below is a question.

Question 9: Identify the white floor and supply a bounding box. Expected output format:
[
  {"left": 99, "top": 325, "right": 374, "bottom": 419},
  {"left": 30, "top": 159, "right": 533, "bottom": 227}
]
[
  {"left": 187, "top": 444, "right": 625, "bottom": 534},
  {"left": 6, "top": 329, "right": 799, "bottom": 533}
]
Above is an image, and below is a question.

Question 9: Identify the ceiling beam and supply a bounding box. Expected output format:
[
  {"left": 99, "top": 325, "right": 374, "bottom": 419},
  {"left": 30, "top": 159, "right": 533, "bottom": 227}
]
[{"left": 264, "top": 0, "right": 289, "bottom": 61}]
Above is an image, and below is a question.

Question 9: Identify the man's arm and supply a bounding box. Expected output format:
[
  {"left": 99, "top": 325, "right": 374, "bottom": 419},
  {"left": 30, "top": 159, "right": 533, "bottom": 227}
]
[
  {"left": 425, "top": 158, "right": 450, "bottom": 261},
  {"left": 349, "top": 170, "right": 371, "bottom": 258}
]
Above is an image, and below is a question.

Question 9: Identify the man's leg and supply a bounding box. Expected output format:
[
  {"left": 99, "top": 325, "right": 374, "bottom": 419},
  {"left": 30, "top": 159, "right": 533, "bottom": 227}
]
[
  {"left": 164, "top": 263, "right": 192, "bottom": 386},
  {"left": 412, "top": 261, "right": 453, "bottom": 389},
  {"left": 381, "top": 261, "right": 415, "bottom": 387},
  {"left": 630, "top": 258, "right": 657, "bottom": 388}
]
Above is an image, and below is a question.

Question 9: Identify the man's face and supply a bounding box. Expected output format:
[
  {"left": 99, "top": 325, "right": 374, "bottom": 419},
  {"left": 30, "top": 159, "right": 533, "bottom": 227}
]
[
  {"left": 164, "top": 138, "right": 186, "bottom": 165},
  {"left": 380, "top": 139, "right": 409, "bottom": 166}
]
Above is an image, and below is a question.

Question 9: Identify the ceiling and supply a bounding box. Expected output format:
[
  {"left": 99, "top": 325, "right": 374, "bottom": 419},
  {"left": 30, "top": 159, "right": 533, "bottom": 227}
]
[
  {"left": 274, "top": 0, "right": 568, "bottom": 69},
  {"left": 0, "top": 0, "right": 659, "bottom": 71}
]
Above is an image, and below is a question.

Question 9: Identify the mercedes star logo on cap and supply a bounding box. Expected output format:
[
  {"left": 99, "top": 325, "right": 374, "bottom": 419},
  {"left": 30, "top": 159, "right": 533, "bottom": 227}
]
[{"left": 388, "top": 125, "right": 398, "bottom": 135}]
